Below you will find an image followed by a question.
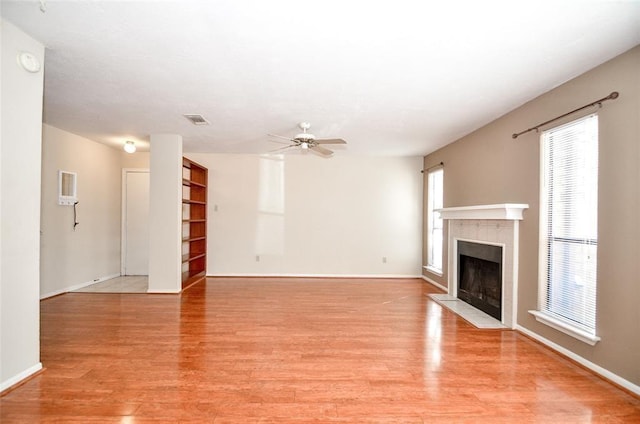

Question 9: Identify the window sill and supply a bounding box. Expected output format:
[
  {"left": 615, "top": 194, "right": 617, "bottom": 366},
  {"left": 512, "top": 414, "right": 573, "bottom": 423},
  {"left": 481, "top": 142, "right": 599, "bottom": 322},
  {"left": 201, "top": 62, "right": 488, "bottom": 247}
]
[
  {"left": 528, "top": 310, "right": 600, "bottom": 346},
  {"left": 423, "top": 265, "right": 443, "bottom": 277}
]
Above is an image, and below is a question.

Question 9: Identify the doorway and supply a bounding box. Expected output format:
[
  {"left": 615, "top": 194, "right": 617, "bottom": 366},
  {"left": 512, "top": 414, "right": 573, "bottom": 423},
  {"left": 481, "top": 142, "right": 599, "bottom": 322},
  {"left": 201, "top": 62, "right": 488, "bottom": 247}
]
[{"left": 121, "top": 169, "right": 150, "bottom": 276}]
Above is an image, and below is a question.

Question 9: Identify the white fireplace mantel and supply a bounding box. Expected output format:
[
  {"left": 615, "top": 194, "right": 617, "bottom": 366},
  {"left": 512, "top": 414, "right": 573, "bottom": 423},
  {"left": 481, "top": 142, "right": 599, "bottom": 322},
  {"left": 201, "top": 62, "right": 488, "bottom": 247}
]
[{"left": 437, "top": 203, "right": 529, "bottom": 221}]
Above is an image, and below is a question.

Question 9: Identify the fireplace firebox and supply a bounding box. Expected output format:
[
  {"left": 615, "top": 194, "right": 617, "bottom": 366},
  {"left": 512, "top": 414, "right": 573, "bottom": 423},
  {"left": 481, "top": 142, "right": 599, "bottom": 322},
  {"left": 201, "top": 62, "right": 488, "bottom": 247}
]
[{"left": 457, "top": 240, "right": 503, "bottom": 320}]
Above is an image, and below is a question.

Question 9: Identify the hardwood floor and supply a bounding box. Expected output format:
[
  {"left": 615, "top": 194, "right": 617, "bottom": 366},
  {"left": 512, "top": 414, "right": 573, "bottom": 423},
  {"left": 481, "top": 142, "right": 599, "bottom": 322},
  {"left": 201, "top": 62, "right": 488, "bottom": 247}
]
[{"left": 2, "top": 277, "right": 639, "bottom": 422}]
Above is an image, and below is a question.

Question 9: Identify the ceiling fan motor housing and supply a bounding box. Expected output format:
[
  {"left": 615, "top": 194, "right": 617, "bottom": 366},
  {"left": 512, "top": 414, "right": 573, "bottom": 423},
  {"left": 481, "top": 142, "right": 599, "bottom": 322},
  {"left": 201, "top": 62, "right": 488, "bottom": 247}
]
[
  {"left": 295, "top": 133, "right": 316, "bottom": 142},
  {"left": 295, "top": 122, "right": 315, "bottom": 142}
]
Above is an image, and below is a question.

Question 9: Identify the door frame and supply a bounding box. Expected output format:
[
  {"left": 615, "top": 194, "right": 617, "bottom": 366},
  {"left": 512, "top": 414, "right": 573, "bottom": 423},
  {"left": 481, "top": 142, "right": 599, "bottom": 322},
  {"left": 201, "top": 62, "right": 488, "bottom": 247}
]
[{"left": 121, "top": 168, "right": 150, "bottom": 276}]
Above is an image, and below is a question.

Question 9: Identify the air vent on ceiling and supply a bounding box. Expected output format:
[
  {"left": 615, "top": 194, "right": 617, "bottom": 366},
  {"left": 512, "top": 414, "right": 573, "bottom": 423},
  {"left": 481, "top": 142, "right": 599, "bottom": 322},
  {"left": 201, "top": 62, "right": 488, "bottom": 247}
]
[{"left": 183, "top": 114, "right": 210, "bottom": 125}]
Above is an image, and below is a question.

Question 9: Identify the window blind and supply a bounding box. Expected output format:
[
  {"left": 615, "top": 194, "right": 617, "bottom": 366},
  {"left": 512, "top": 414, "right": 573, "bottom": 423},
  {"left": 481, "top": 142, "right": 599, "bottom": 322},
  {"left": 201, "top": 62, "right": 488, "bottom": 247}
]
[
  {"left": 427, "top": 167, "right": 444, "bottom": 271},
  {"left": 540, "top": 114, "right": 598, "bottom": 333}
]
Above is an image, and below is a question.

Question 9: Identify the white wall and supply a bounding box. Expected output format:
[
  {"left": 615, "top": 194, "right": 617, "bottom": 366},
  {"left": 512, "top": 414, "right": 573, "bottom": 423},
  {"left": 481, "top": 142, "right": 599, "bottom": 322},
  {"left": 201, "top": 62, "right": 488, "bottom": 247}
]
[
  {"left": 148, "top": 134, "right": 182, "bottom": 292},
  {"left": 0, "top": 19, "right": 45, "bottom": 391},
  {"left": 187, "top": 153, "right": 424, "bottom": 276},
  {"left": 40, "top": 124, "right": 123, "bottom": 298}
]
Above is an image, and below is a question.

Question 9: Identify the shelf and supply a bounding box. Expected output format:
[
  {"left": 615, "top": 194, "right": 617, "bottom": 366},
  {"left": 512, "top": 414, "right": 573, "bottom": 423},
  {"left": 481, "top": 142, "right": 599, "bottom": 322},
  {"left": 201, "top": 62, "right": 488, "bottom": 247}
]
[
  {"left": 182, "top": 235, "right": 205, "bottom": 243},
  {"left": 182, "top": 178, "right": 206, "bottom": 188},
  {"left": 182, "top": 157, "right": 208, "bottom": 290},
  {"left": 182, "top": 252, "right": 206, "bottom": 263},
  {"left": 182, "top": 158, "right": 202, "bottom": 169},
  {"left": 181, "top": 269, "right": 206, "bottom": 288},
  {"left": 181, "top": 269, "right": 205, "bottom": 281}
]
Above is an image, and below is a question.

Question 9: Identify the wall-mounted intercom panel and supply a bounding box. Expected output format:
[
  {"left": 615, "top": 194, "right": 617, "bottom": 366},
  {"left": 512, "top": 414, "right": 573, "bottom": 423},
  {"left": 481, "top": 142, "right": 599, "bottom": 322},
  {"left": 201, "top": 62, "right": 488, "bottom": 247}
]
[{"left": 58, "top": 170, "right": 77, "bottom": 205}]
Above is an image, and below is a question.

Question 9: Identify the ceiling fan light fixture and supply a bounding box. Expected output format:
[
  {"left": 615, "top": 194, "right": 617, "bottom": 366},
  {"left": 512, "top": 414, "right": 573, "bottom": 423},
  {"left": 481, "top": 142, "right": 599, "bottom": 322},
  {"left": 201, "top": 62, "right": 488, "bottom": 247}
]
[
  {"left": 300, "top": 141, "right": 309, "bottom": 149},
  {"left": 124, "top": 140, "right": 136, "bottom": 153},
  {"left": 295, "top": 133, "right": 315, "bottom": 141}
]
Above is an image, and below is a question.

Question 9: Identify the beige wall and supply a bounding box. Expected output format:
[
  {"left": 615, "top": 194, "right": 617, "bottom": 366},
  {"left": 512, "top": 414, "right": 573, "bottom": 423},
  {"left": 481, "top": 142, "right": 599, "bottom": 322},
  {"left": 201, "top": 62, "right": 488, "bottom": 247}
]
[
  {"left": 423, "top": 46, "right": 640, "bottom": 387},
  {"left": 40, "top": 125, "right": 123, "bottom": 297},
  {"left": 121, "top": 151, "right": 150, "bottom": 169},
  {"left": 40, "top": 127, "right": 150, "bottom": 298}
]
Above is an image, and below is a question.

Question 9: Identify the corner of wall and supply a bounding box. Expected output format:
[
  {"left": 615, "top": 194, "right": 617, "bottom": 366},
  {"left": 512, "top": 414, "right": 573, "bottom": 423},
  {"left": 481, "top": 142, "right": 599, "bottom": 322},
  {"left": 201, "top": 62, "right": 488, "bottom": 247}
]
[{"left": 0, "top": 18, "right": 45, "bottom": 391}]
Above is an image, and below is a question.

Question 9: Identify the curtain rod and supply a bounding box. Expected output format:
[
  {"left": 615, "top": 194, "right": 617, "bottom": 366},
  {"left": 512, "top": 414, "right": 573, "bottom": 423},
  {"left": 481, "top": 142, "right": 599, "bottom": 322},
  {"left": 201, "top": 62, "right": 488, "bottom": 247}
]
[
  {"left": 420, "top": 162, "right": 444, "bottom": 174},
  {"left": 512, "top": 91, "right": 619, "bottom": 139}
]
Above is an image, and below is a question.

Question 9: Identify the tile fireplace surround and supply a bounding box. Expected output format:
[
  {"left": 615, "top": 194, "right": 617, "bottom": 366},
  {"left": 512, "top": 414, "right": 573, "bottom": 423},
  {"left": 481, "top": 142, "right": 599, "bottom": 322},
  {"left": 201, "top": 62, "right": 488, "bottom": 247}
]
[{"left": 437, "top": 204, "right": 529, "bottom": 329}]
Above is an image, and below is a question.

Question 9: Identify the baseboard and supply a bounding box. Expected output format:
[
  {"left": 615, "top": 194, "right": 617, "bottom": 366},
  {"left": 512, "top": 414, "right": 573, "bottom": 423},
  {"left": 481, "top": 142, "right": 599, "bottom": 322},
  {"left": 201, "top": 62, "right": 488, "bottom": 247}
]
[
  {"left": 516, "top": 325, "right": 640, "bottom": 396},
  {"left": 0, "top": 362, "right": 43, "bottom": 393},
  {"left": 421, "top": 275, "right": 448, "bottom": 292},
  {"left": 146, "top": 289, "right": 181, "bottom": 294},
  {"left": 40, "top": 273, "right": 121, "bottom": 299},
  {"left": 207, "top": 273, "right": 423, "bottom": 279}
]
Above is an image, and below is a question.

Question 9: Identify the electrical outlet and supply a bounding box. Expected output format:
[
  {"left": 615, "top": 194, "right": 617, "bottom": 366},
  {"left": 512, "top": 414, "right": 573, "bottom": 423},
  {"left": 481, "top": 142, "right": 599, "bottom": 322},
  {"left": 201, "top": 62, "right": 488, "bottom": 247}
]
[
  {"left": 256, "top": 255, "right": 260, "bottom": 262},
  {"left": 214, "top": 204, "right": 219, "bottom": 212},
  {"left": 382, "top": 257, "right": 387, "bottom": 263}
]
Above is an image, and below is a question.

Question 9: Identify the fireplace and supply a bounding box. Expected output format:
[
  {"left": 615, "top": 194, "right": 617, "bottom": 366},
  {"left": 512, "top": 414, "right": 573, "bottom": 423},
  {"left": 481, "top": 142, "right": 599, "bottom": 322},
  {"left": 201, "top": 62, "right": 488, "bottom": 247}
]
[
  {"left": 436, "top": 204, "right": 528, "bottom": 329},
  {"left": 457, "top": 241, "right": 503, "bottom": 320}
]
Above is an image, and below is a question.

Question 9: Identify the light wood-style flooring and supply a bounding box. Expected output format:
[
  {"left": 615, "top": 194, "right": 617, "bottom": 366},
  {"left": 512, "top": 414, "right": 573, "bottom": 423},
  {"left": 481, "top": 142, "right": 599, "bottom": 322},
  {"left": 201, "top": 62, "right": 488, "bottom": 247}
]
[{"left": 2, "top": 277, "right": 639, "bottom": 422}]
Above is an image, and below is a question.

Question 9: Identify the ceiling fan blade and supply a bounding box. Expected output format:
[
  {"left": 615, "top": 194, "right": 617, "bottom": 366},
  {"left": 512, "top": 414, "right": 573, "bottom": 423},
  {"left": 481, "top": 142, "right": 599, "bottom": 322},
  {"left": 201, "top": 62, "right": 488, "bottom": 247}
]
[
  {"left": 268, "top": 139, "right": 292, "bottom": 145},
  {"left": 310, "top": 145, "right": 334, "bottom": 157},
  {"left": 268, "top": 133, "right": 295, "bottom": 142},
  {"left": 316, "top": 138, "right": 347, "bottom": 145},
  {"left": 269, "top": 144, "right": 296, "bottom": 153}
]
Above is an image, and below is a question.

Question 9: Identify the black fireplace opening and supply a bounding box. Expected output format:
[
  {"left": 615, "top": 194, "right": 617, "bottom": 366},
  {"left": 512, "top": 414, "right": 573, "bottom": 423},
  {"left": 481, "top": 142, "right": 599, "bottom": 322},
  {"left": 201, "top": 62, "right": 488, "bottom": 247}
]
[{"left": 457, "top": 241, "right": 503, "bottom": 320}]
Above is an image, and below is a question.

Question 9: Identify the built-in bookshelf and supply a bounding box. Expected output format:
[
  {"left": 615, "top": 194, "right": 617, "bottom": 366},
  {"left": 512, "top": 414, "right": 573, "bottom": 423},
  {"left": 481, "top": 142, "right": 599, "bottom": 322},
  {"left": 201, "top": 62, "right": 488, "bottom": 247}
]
[{"left": 181, "top": 157, "right": 208, "bottom": 289}]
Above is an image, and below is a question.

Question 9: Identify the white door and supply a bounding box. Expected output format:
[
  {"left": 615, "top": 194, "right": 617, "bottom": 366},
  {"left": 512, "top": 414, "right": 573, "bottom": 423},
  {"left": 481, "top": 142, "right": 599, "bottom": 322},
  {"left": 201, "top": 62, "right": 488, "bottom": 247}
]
[{"left": 123, "top": 170, "right": 150, "bottom": 275}]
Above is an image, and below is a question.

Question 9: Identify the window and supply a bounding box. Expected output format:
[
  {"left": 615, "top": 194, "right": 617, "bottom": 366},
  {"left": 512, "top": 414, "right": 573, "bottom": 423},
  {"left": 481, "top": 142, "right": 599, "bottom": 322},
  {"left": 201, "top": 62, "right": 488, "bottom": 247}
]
[
  {"left": 531, "top": 114, "right": 600, "bottom": 345},
  {"left": 426, "top": 167, "right": 443, "bottom": 274}
]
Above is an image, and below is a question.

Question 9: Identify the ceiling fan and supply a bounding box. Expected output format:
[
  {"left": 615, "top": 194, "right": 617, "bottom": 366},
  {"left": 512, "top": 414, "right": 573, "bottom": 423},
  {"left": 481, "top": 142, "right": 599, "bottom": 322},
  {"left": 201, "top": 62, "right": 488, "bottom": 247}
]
[{"left": 268, "top": 122, "right": 347, "bottom": 157}]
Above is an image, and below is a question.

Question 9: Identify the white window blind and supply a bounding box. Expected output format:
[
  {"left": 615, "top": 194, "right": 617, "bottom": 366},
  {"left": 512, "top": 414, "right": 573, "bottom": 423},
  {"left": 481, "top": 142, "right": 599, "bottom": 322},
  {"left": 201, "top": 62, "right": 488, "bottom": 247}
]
[
  {"left": 539, "top": 114, "right": 598, "bottom": 335},
  {"left": 427, "top": 167, "right": 443, "bottom": 273}
]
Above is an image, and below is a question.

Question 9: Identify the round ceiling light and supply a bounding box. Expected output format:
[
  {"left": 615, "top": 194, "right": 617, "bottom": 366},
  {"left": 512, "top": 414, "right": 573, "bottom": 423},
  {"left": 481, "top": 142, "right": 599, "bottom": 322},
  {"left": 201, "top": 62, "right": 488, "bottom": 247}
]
[{"left": 124, "top": 140, "right": 136, "bottom": 153}]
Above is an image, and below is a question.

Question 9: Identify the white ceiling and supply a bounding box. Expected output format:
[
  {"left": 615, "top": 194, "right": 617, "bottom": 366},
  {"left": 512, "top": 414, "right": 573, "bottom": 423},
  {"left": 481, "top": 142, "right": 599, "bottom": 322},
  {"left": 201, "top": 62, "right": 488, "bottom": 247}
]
[{"left": 2, "top": 1, "right": 639, "bottom": 156}]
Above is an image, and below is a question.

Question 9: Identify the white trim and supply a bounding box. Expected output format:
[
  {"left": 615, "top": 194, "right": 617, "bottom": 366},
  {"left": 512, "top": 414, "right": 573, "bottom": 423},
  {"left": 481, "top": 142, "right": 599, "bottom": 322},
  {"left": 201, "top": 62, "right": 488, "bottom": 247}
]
[
  {"left": 40, "top": 273, "right": 121, "bottom": 299},
  {"left": 512, "top": 220, "right": 520, "bottom": 327},
  {"left": 146, "top": 289, "right": 182, "bottom": 294},
  {"left": 421, "top": 275, "right": 448, "bottom": 292},
  {"left": 426, "top": 167, "right": 444, "bottom": 271},
  {"left": 447, "top": 220, "right": 455, "bottom": 295},
  {"left": 538, "top": 136, "right": 549, "bottom": 312},
  {"left": 0, "top": 363, "right": 43, "bottom": 392},
  {"left": 207, "top": 273, "right": 422, "bottom": 279},
  {"left": 423, "top": 265, "right": 442, "bottom": 277},
  {"left": 121, "top": 168, "right": 150, "bottom": 276},
  {"left": 516, "top": 325, "right": 638, "bottom": 396},
  {"left": 537, "top": 115, "right": 599, "bottom": 339},
  {"left": 529, "top": 310, "right": 601, "bottom": 345},
  {"left": 437, "top": 203, "right": 529, "bottom": 220}
]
